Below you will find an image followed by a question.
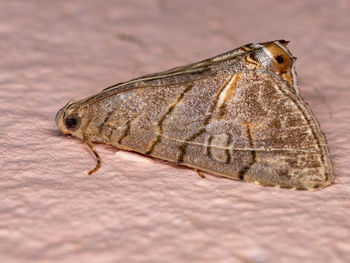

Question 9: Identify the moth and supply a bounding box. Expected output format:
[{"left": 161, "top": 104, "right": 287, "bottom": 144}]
[{"left": 56, "top": 40, "right": 333, "bottom": 190}]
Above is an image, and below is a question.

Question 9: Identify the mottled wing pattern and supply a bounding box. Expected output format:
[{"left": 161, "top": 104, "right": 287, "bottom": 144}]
[
  {"left": 56, "top": 40, "right": 333, "bottom": 190},
  {"left": 154, "top": 70, "right": 331, "bottom": 190}
]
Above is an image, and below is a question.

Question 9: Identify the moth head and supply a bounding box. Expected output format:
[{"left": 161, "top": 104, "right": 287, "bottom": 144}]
[{"left": 56, "top": 100, "right": 83, "bottom": 138}]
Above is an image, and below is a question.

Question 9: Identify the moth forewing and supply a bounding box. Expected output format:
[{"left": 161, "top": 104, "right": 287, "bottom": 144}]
[{"left": 56, "top": 40, "right": 333, "bottom": 191}]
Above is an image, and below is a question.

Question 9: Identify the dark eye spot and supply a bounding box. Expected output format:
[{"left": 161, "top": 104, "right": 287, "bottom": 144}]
[
  {"left": 64, "top": 114, "right": 81, "bottom": 131},
  {"left": 275, "top": 55, "right": 284, "bottom": 64}
]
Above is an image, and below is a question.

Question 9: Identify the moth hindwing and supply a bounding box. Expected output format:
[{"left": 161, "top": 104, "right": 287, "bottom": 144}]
[{"left": 56, "top": 40, "right": 333, "bottom": 191}]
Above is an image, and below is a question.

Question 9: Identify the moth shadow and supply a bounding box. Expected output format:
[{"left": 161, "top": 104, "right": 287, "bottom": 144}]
[
  {"left": 131, "top": 150, "right": 224, "bottom": 180},
  {"left": 100, "top": 145, "right": 205, "bottom": 174}
]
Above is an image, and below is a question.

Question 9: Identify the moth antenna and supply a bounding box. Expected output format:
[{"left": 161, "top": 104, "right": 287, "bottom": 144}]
[{"left": 84, "top": 136, "right": 101, "bottom": 175}]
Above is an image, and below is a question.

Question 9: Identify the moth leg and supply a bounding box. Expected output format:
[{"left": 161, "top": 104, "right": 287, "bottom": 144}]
[
  {"left": 194, "top": 169, "right": 206, "bottom": 178},
  {"left": 83, "top": 136, "right": 102, "bottom": 175}
]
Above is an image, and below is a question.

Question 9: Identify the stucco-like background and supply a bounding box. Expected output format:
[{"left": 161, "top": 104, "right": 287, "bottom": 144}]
[{"left": 1, "top": 1, "right": 349, "bottom": 262}]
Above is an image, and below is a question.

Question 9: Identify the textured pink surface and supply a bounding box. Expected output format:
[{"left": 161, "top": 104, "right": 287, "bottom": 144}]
[{"left": 1, "top": 1, "right": 349, "bottom": 262}]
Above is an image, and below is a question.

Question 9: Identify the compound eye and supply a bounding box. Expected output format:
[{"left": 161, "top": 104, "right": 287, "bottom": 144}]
[
  {"left": 275, "top": 55, "right": 284, "bottom": 64},
  {"left": 64, "top": 114, "right": 81, "bottom": 131}
]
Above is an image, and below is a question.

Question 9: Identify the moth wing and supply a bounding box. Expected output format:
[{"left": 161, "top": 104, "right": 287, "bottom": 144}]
[{"left": 142, "top": 69, "right": 332, "bottom": 190}]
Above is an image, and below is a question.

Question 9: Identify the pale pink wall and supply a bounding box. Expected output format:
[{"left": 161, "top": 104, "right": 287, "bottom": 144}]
[{"left": 0, "top": 0, "right": 349, "bottom": 262}]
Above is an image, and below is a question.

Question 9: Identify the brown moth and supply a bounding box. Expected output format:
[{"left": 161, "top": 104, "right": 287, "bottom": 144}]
[{"left": 56, "top": 40, "right": 333, "bottom": 190}]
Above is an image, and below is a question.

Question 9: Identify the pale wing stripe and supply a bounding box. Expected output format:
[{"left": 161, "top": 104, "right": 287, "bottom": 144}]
[
  {"left": 157, "top": 133, "right": 316, "bottom": 153},
  {"left": 215, "top": 74, "right": 238, "bottom": 112}
]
